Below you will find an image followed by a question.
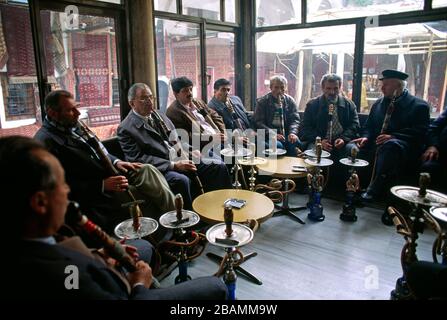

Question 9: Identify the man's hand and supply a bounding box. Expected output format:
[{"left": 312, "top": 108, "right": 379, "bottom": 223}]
[
  {"left": 221, "top": 133, "right": 228, "bottom": 142},
  {"left": 104, "top": 175, "right": 128, "bottom": 192},
  {"left": 277, "top": 133, "right": 285, "bottom": 142},
  {"left": 288, "top": 133, "right": 298, "bottom": 143},
  {"left": 174, "top": 159, "right": 197, "bottom": 172},
  {"left": 127, "top": 261, "right": 153, "bottom": 289},
  {"left": 351, "top": 137, "right": 368, "bottom": 148},
  {"left": 116, "top": 161, "right": 143, "bottom": 173},
  {"left": 375, "top": 134, "right": 393, "bottom": 146},
  {"left": 321, "top": 139, "right": 333, "bottom": 152},
  {"left": 422, "top": 146, "right": 439, "bottom": 161},
  {"left": 99, "top": 239, "right": 139, "bottom": 265},
  {"left": 334, "top": 138, "right": 345, "bottom": 149}
]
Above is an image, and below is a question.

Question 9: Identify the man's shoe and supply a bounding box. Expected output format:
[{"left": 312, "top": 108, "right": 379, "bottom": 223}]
[{"left": 360, "top": 191, "right": 374, "bottom": 202}]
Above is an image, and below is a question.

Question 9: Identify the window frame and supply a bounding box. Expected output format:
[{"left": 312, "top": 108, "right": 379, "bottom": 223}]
[
  {"left": 28, "top": 0, "right": 129, "bottom": 121},
  {"left": 254, "top": 1, "right": 447, "bottom": 114},
  {"left": 153, "top": 0, "right": 240, "bottom": 105}
]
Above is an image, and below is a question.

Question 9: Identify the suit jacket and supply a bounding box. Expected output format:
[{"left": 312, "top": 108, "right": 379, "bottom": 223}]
[
  {"left": 34, "top": 120, "right": 120, "bottom": 225},
  {"left": 362, "top": 90, "right": 430, "bottom": 148},
  {"left": 254, "top": 92, "right": 300, "bottom": 137},
  {"left": 12, "top": 238, "right": 148, "bottom": 300},
  {"left": 208, "top": 96, "right": 252, "bottom": 131},
  {"left": 118, "top": 111, "right": 181, "bottom": 173},
  {"left": 166, "top": 99, "right": 225, "bottom": 148},
  {"left": 299, "top": 95, "right": 359, "bottom": 143}
]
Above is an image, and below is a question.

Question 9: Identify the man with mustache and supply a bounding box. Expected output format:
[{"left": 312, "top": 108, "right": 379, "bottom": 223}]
[
  {"left": 118, "top": 83, "right": 231, "bottom": 210},
  {"left": 299, "top": 73, "right": 360, "bottom": 160},
  {"left": 166, "top": 76, "right": 227, "bottom": 151}
]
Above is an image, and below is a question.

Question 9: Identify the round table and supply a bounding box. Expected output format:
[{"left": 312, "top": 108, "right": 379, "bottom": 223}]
[
  {"left": 256, "top": 157, "right": 309, "bottom": 224},
  {"left": 256, "top": 156, "right": 308, "bottom": 178},
  {"left": 192, "top": 189, "right": 274, "bottom": 224}
]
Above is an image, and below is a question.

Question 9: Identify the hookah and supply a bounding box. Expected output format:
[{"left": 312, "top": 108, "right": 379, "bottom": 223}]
[
  {"left": 304, "top": 138, "right": 333, "bottom": 222},
  {"left": 388, "top": 173, "right": 447, "bottom": 299},
  {"left": 339, "top": 147, "right": 369, "bottom": 222},
  {"left": 158, "top": 194, "right": 201, "bottom": 284},
  {"left": 206, "top": 204, "right": 254, "bottom": 300}
]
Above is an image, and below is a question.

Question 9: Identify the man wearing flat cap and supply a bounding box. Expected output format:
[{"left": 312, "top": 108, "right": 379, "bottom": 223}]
[{"left": 351, "top": 69, "right": 430, "bottom": 201}]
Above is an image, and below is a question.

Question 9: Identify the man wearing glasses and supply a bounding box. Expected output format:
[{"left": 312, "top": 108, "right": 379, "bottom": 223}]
[{"left": 117, "top": 83, "right": 231, "bottom": 210}]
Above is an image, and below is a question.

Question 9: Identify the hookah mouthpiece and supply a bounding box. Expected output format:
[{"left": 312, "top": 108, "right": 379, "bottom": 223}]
[{"left": 224, "top": 204, "right": 234, "bottom": 237}]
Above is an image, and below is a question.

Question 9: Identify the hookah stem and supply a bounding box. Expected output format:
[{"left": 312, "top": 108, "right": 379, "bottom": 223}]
[
  {"left": 369, "top": 91, "right": 398, "bottom": 185},
  {"left": 67, "top": 202, "right": 136, "bottom": 272}
]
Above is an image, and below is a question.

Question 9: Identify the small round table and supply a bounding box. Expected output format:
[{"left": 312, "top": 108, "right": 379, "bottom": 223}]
[
  {"left": 193, "top": 189, "right": 274, "bottom": 285},
  {"left": 193, "top": 189, "right": 274, "bottom": 224},
  {"left": 256, "top": 157, "right": 308, "bottom": 224}
]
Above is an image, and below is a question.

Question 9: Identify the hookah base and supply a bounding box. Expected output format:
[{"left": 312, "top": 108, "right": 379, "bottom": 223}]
[
  {"left": 390, "top": 277, "right": 412, "bottom": 300},
  {"left": 340, "top": 205, "right": 357, "bottom": 222},
  {"left": 175, "top": 274, "right": 192, "bottom": 284},
  {"left": 308, "top": 204, "right": 325, "bottom": 222}
]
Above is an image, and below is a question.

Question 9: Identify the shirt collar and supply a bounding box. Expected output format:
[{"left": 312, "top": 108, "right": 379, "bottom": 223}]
[{"left": 132, "top": 109, "right": 151, "bottom": 122}]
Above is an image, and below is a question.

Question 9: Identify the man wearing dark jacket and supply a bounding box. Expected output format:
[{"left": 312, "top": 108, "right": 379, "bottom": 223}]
[
  {"left": 1, "top": 136, "right": 227, "bottom": 300},
  {"left": 299, "top": 73, "right": 359, "bottom": 159},
  {"left": 208, "top": 78, "right": 252, "bottom": 132},
  {"left": 254, "top": 75, "right": 302, "bottom": 156},
  {"left": 351, "top": 70, "right": 430, "bottom": 201}
]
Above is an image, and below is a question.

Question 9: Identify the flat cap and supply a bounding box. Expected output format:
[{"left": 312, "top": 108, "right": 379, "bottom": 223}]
[{"left": 379, "top": 69, "right": 408, "bottom": 81}]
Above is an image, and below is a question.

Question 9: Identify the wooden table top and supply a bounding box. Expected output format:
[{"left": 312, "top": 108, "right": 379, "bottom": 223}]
[
  {"left": 192, "top": 189, "right": 274, "bottom": 224},
  {"left": 256, "top": 156, "right": 308, "bottom": 179}
]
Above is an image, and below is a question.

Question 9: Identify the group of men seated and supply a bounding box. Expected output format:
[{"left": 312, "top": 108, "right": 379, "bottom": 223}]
[{"left": 2, "top": 68, "right": 446, "bottom": 300}]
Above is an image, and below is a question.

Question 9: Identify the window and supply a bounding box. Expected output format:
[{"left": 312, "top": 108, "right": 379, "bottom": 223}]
[
  {"left": 307, "top": 0, "right": 424, "bottom": 23},
  {"left": 0, "top": 3, "right": 42, "bottom": 137},
  {"left": 256, "top": 0, "right": 301, "bottom": 27},
  {"left": 225, "top": 0, "right": 236, "bottom": 23},
  {"left": 183, "top": 0, "right": 220, "bottom": 20},
  {"left": 433, "top": 0, "right": 447, "bottom": 8},
  {"left": 256, "top": 25, "right": 356, "bottom": 110},
  {"left": 40, "top": 10, "right": 121, "bottom": 139},
  {"left": 206, "top": 31, "right": 235, "bottom": 99},
  {"left": 155, "top": 19, "right": 202, "bottom": 112},
  {"left": 362, "top": 21, "right": 447, "bottom": 115},
  {"left": 154, "top": 0, "right": 177, "bottom": 13}
]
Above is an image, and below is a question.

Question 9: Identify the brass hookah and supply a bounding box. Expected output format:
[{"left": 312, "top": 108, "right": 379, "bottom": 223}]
[
  {"left": 387, "top": 173, "right": 447, "bottom": 299},
  {"left": 158, "top": 194, "right": 204, "bottom": 284}
]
